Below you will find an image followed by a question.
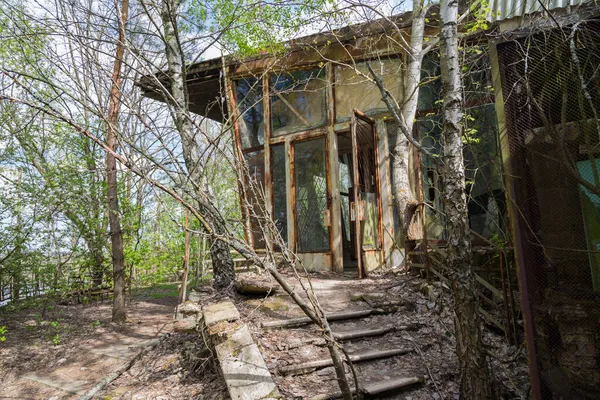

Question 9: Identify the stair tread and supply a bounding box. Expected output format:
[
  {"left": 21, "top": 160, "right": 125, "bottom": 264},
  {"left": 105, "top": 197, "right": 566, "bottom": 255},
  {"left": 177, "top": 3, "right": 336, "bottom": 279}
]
[{"left": 279, "top": 347, "right": 412, "bottom": 375}]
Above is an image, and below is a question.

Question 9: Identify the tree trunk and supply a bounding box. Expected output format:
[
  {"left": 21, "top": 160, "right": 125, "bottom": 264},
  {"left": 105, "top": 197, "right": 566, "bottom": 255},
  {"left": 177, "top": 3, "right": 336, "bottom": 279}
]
[
  {"left": 391, "top": 0, "right": 426, "bottom": 233},
  {"left": 438, "top": 0, "right": 493, "bottom": 398},
  {"left": 106, "top": 0, "right": 129, "bottom": 323},
  {"left": 209, "top": 236, "right": 235, "bottom": 288},
  {"left": 160, "top": 0, "right": 235, "bottom": 290}
]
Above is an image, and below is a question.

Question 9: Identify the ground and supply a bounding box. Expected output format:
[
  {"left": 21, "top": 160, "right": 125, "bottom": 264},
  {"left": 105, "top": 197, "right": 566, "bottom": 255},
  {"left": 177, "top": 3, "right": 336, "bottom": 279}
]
[
  {"left": 0, "top": 270, "right": 529, "bottom": 399},
  {"left": 0, "top": 284, "right": 227, "bottom": 400}
]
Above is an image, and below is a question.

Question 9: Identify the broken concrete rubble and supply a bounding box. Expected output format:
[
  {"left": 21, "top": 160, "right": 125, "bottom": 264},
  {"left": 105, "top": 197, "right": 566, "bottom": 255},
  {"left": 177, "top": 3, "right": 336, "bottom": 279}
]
[
  {"left": 173, "top": 300, "right": 202, "bottom": 332},
  {"left": 202, "top": 300, "right": 280, "bottom": 399}
]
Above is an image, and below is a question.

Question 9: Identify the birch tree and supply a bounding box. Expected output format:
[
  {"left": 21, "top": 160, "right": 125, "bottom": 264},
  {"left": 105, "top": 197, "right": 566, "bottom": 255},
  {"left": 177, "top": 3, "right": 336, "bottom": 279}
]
[
  {"left": 439, "top": 0, "right": 493, "bottom": 397},
  {"left": 158, "top": 0, "right": 236, "bottom": 289}
]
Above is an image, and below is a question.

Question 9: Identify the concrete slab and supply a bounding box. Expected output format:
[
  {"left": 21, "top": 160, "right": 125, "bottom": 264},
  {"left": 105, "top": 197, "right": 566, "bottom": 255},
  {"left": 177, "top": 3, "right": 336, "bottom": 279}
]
[
  {"left": 203, "top": 300, "right": 279, "bottom": 399},
  {"left": 203, "top": 301, "right": 240, "bottom": 327},
  {"left": 214, "top": 325, "right": 255, "bottom": 359},
  {"left": 219, "top": 343, "right": 279, "bottom": 399}
]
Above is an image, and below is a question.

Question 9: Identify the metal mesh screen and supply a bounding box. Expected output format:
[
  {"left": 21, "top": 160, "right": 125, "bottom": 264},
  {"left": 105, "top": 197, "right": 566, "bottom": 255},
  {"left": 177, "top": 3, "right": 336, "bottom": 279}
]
[{"left": 498, "top": 20, "right": 600, "bottom": 399}]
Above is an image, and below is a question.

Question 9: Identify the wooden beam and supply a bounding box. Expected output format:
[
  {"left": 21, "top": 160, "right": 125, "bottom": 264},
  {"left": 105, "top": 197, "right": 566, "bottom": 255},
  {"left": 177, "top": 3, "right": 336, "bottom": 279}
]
[
  {"left": 475, "top": 273, "right": 504, "bottom": 300},
  {"left": 279, "top": 347, "right": 412, "bottom": 375},
  {"left": 262, "top": 309, "right": 373, "bottom": 329},
  {"left": 362, "top": 376, "right": 425, "bottom": 396},
  {"left": 332, "top": 326, "right": 394, "bottom": 341}
]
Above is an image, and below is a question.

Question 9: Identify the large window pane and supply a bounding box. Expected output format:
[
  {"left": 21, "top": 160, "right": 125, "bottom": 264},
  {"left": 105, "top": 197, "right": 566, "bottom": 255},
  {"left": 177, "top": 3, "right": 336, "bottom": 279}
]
[
  {"left": 335, "top": 59, "right": 402, "bottom": 122},
  {"left": 418, "top": 53, "right": 441, "bottom": 111},
  {"left": 270, "top": 68, "right": 327, "bottom": 137},
  {"left": 271, "top": 144, "right": 287, "bottom": 245},
  {"left": 295, "top": 138, "right": 330, "bottom": 252},
  {"left": 463, "top": 104, "right": 506, "bottom": 239},
  {"left": 236, "top": 78, "right": 264, "bottom": 149},
  {"left": 244, "top": 150, "right": 266, "bottom": 249},
  {"left": 462, "top": 49, "right": 494, "bottom": 105},
  {"left": 577, "top": 159, "right": 600, "bottom": 292}
]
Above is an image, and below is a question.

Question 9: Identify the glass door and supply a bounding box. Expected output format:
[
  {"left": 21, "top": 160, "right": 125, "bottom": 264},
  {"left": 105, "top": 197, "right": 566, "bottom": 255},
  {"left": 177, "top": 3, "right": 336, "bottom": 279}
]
[{"left": 294, "top": 137, "right": 331, "bottom": 254}]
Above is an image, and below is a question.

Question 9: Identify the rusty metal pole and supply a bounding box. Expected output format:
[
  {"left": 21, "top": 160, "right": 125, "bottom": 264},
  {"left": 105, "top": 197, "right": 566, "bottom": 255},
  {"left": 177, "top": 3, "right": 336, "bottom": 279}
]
[{"left": 498, "top": 250, "right": 513, "bottom": 344}]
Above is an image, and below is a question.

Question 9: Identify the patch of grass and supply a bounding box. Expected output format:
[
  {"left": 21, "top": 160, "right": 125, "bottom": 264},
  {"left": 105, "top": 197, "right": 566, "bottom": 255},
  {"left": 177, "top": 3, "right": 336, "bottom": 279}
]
[
  {"left": 51, "top": 334, "right": 61, "bottom": 346},
  {"left": 132, "top": 283, "right": 179, "bottom": 299}
]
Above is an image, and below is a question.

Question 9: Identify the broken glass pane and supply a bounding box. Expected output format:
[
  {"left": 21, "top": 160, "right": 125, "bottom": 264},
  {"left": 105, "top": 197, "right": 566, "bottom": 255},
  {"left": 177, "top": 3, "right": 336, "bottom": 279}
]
[
  {"left": 271, "top": 144, "right": 287, "bottom": 245},
  {"left": 294, "top": 137, "right": 330, "bottom": 252},
  {"left": 236, "top": 78, "right": 264, "bottom": 149},
  {"left": 270, "top": 68, "right": 327, "bottom": 137}
]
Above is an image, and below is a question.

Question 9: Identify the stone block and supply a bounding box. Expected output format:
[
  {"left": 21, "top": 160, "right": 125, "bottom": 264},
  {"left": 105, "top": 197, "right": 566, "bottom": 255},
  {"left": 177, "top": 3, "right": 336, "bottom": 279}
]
[
  {"left": 174, "top": 318, "right": 198, "bottom": 332},
  {"left": 203, "top": 301, "right": 240, "bottom": 327}
]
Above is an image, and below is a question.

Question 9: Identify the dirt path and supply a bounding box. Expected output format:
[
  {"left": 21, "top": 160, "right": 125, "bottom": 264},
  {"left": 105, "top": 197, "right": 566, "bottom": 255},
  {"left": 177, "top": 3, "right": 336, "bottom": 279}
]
[{"left": 0, "top": 287, "right": 176, "bottom": 399}]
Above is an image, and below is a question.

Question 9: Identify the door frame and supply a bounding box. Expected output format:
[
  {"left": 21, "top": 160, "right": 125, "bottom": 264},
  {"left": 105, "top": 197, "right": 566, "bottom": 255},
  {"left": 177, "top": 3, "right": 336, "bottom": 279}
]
[
  {"left": 350, "top": 109, "right": 383, "bottom": 278},
  {"left": 290, "top": 133, "right": 334, "bottom": 270}
]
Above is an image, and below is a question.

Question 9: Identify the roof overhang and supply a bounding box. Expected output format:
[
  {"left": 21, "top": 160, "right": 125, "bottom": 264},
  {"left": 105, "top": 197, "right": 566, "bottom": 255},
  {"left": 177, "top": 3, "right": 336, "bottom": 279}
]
[{"left": 138, "top": 58, "right": 227, "bottom": 122}]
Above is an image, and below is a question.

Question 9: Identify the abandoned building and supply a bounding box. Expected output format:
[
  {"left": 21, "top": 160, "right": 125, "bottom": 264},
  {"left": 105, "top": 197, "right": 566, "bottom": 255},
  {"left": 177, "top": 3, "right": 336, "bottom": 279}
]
[{"left": 140, "top": 1, "right": 600, "bottom": 399}]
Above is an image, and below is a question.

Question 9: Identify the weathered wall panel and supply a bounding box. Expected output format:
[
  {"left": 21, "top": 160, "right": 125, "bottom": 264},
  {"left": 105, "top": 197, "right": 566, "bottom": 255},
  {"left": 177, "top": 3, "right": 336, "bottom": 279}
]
[
  {"left": 363, "top": 251, "right": 385, "bottom": 275},
  {"left": 297, "top": 253, "right": 332, "bottom": 272}
]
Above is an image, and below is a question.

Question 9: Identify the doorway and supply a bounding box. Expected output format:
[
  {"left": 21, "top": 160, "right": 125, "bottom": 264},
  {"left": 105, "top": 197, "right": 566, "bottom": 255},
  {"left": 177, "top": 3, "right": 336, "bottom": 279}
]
[
  {"left": 337, "top": 132, "right": 358, "bottom": 272},
  {"left": 336, "top": 110, "right": 381, "bottom": 277}
]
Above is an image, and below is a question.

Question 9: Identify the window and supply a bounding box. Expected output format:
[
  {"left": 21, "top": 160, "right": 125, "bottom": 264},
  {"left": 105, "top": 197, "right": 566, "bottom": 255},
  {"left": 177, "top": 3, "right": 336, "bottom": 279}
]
[
  {"left": 244, "top": 150, "right": 266, "bottom": 249},
  {"left": 294, "top": 138, "right": 330, "bottom": 252},
  {"left": 463, "top": 104, "right": 505, "bottom": 239},
  {"left": 271, "top": 144, "right": 287, "bottom": 245},
  {"left": 417, "top": 53, "right": 442, "bottom": 112},
  {"left": 577, "top": 159, "right": 600, "bottom": 292},
  {"left": 236, "top": 78, "right": 264, "bottom": 149},
  {"left": 462, "top": 46, "right": 494, "bottom": 106},
  {"left": 270, "top": 68, "right": 327, "bottom": 136},
  {"left": 417, "top": 116, "right": 447, "bottom": 240},
  {"left": 335, "top": 58, "right": 402, "bottom": 122}
]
